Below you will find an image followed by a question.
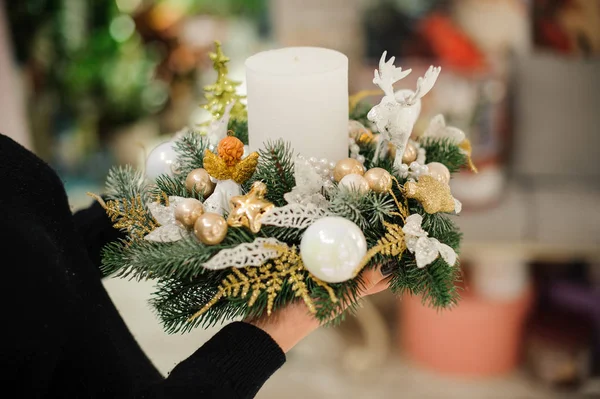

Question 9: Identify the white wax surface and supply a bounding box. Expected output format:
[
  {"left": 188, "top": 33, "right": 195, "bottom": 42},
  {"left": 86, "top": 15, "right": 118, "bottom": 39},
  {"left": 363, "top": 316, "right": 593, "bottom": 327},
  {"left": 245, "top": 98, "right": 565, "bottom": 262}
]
[{"left": 245, "top": 47, "right": 349, "bottom": 162}]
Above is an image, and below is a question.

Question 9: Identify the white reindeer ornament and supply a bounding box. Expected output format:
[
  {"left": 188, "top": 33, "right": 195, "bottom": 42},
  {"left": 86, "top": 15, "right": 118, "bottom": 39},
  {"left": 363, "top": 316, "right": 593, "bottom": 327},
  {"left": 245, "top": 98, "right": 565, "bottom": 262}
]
[{"left": 367, "top": 52, "right": 441, "bottom": 166}]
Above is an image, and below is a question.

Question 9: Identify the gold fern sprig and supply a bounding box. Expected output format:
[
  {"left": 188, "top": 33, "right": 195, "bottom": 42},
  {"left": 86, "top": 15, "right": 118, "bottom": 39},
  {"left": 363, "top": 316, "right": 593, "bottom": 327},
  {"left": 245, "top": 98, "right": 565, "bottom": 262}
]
[
  {"left": 353, "top": 221, "right": 406, "bottom": 276},
  {"left": 188, "top": 244, "right": 338, "bottom": 322},
  {"left": 88, "top": 193, "right": 157, "bottom": 240}
]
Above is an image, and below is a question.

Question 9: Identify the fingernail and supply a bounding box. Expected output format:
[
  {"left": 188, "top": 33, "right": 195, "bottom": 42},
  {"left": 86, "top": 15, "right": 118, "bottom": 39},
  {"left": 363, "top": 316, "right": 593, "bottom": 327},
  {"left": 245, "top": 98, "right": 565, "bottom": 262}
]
[{"left": 380, "top": 262, "right": 396, "bottom": 276}]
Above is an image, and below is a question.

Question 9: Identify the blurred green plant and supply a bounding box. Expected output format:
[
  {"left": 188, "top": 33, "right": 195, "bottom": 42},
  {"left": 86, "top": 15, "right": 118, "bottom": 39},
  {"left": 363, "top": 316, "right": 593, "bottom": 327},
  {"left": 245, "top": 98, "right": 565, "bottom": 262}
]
[{"left": 8, "top": 0, "right": 167, "bottom": 134}]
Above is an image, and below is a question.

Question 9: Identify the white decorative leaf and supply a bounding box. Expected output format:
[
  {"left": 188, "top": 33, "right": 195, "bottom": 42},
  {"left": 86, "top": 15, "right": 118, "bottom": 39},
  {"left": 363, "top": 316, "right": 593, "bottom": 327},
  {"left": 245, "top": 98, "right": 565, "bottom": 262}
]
[
  {"left": 415, "top": 237, "right": 439, "bottom": 268},
  {"left": 438, "top": 242, "right": 457, "bottom": 266},
  {"left": 262, "top": 203, "right": 330, "bottom": 230},
  {"left": 145, "top": 225, "right": 189, "bottom": 243},
  {"left": 454, "top": 198, "right": 462, "bottom": 215},
  {"left": 147, "top": 196, "right": 186, "bottom": 225},
  {"left": 422, "top": 113, "right": 465, "bottom": 145},
  {"left": 402, "top": 213, "right": 457, "bottom": 269},
  {"left": 402, "top": 214, "right": 428, "bottom": 237},
  {"left": 202, "top": 238, "right": 284, "bottom": 270}
]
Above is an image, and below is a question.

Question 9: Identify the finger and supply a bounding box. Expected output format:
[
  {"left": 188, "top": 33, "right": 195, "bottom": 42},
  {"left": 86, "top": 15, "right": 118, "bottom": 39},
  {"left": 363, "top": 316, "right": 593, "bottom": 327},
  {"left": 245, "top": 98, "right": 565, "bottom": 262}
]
[
  {"left": 358, "top": 268, "right": 385, "bottom": 294},
  {"left": 364, "top": 278, "right": 391, "bottom": 296}
]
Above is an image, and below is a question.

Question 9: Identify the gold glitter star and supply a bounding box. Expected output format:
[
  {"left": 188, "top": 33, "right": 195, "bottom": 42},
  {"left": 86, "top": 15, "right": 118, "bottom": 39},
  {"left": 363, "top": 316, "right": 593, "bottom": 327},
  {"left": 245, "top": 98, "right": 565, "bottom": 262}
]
[
  {"left": 404, "top": 175, "right": 455, "bottom": 214},
  {"left": 227, "top": 181, "right": 274, "bottom": 233}
]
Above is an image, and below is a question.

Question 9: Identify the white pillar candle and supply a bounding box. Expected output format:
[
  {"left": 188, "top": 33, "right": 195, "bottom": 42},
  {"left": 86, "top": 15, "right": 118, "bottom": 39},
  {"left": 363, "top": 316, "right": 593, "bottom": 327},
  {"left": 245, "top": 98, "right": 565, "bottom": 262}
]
[{"left": 245, "top": 47, "right": 349, "bottom": 162}]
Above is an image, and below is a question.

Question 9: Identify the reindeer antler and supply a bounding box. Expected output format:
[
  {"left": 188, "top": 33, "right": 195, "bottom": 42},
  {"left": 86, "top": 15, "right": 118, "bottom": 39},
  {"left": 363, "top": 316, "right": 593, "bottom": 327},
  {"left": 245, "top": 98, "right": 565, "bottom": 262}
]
[
  {"left": 372, "top": 51, "right": 412, "bottom": 98},
  {"left": 401, "top": 65, "right": 441, "bottom": 106}
]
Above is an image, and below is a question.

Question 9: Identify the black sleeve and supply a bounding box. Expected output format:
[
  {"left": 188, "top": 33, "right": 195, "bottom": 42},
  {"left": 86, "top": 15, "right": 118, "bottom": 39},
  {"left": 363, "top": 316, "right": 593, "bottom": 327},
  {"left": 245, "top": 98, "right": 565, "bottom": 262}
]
[
  {"left": 134, "top": 322, "right": 286, "bottom": 399},
  {"left": 72, "top": 199, "right": 126, "bottom": 273}
]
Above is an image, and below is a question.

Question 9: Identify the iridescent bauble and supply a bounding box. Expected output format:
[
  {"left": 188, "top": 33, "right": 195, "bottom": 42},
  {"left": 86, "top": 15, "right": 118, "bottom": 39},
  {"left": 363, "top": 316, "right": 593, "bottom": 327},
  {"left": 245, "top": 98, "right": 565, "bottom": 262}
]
[
  {"left": 175, "top": 198, "right": 205, "bottom": 228},
  {"left": 402, "top": 141, "right": 418, "bottom": 164},
  {"left": 426, "top": 162, "right": 451, "bottom": 184},
  {"left": 333, "top": 158, "right": 365, "bottom": 182},
  {"left": 363, "top": 167, "right": 393, "bottom": 193},
  {"left": 338, "top": 173, "right": 370, "bottom": 194},
  {"left": 185, "top": 168, "right": 216, "bottom": 198},
  {"left": 145, "top": 141, "right": 178, "bottom": 181},
  {"left": 194, "top": 212, "right": 228, "bottom": 245},
  {"left": 300, "top": 217, "right": 367, "bottom": 283}
]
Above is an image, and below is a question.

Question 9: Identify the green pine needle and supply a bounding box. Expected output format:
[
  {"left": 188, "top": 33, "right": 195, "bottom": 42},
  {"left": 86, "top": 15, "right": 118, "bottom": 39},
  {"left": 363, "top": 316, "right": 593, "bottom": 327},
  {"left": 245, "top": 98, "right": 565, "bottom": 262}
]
[
  {"left": 173, "top": 129, "right": 209, "bottom": 177},
  {"left": 227, "top": 118, "right": 249, "bottom": 145},
  {"left": 104, "top": 164, "right": 149, "bottom": 204},
  {"left": 245, "top": 139, "right": 296, "bottom": 206},
  {"left": 420, "top": 137, "right": 467, "bottom": 173}
]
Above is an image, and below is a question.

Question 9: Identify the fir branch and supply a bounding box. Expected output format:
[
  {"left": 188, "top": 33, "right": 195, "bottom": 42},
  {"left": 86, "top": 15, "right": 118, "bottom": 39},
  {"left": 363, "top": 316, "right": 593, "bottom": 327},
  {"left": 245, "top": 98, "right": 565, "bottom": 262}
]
[
  {"left": 328, "top": 187, "right": 369, "bottom": 229},
  {"left": 245, "top": 139, "right": 295, "bottom": 206},
  {"left": 410, "top": 203, "right": 463, "bottom": 251},
  {"left": 104, "top": 164, "right": 149, "bottom": 204},
  {"left": 389, "top": 255, "right": 462, "bottom": 308},
  {"left": 420, "top": 137, "right": 467, "bottom": 173},
  {"left": 173, "top": 129, "right": 210, "bottom": 177},
  {"left": 328, "top": 188, "right": 394, "bottom": 244},
  {"left": 227, "top": 118, "right": 248, "bottom": 145},
  {"left": 349, "top": 101, "right": 375, "bottom": 131},
  {"left": 148, "top": 174, "right": 193, "bottom": 200},
  {"left": 101, "top": 226, "right": 255, "bottom": 280}
]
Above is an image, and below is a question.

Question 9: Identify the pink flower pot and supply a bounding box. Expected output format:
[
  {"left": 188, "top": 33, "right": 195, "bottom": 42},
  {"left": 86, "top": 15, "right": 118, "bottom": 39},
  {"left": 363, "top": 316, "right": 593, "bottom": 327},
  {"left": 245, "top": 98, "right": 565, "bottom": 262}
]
[{"left": 398, "top": 284, "right": 534, "bottom": 377}]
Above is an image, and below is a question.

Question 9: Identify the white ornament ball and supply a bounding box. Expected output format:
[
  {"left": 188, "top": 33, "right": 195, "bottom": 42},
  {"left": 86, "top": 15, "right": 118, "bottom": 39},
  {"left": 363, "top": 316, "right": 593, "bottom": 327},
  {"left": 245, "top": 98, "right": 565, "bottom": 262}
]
[
  {"left": 145, "top": 141, "right": 179, "bottom": 181},
  {"left": 426, "top": 162, "right": 451, "bottom": 184},
  {"left": 338, "top": 173, "right": 370, "bottom": 194},
  {"left": 300, "top": 217, "right": 367, "bottom": 283}
]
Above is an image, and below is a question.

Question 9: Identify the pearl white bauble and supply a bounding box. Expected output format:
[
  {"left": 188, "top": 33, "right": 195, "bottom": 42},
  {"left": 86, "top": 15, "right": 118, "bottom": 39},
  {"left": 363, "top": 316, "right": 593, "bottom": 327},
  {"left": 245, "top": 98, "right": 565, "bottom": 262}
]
[
  {"left": 300, "top": 217, "right": 367, "bottom": 283},
  {"left": 426, "top": 162, "right": 451, "bottom": 184},
  {"left": 338, "top": 173, "right": 370, "bottom": 194},
  {"left": 145, "top": 141, "right": 178, "bottom": 180}
]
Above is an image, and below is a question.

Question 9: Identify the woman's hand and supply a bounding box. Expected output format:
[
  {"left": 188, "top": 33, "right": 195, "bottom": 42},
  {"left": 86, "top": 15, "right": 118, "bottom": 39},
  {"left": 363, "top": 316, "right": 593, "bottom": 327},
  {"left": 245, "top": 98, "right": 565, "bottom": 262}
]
[{"left": 246, "top": 264, "right": 395, "bottom": 353}]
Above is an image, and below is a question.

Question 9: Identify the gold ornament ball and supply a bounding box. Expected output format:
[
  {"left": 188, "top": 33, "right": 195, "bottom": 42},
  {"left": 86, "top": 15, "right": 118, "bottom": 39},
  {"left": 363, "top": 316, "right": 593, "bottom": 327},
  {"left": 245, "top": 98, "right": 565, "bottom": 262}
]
[
  {"left": 402, "top": 141, "right": 418, "bottom": 164},
  {"left": 186, "top": 168, "right": 216, "bottom": 198},
  {"left": 194, "top": 212, "right": 228, "bottom": 245},
  {"left": 364, "top": 167, "right": 393, "bottom": 193},
  {"left": 333, "top": 158, "right": 365, "bottom": 182},
  {"left": 348, "top": 120, "right": 373, "bottom": 145},
  {"left": 338, "top": 173, "right": 370, "bottom": 194},
  {"left": 175, "top": 198, "right": 205, "bottom": 228},
  {"left": 426, "top": 162, "right": 451, "bottom": 184}
]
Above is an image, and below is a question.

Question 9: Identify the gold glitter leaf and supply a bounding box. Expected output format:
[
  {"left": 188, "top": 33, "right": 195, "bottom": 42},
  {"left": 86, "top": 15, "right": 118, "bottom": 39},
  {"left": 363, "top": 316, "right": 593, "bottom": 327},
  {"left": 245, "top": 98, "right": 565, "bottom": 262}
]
[{"left": 404, "top": 175, "right": 455, "bottom": 214}]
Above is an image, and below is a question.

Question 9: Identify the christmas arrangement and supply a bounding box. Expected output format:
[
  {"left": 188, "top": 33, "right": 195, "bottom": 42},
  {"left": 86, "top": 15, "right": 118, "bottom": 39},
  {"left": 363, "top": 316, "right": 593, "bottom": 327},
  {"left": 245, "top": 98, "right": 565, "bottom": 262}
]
[{"left": 90, "top": 42, "right": 477, "bottom": 333}]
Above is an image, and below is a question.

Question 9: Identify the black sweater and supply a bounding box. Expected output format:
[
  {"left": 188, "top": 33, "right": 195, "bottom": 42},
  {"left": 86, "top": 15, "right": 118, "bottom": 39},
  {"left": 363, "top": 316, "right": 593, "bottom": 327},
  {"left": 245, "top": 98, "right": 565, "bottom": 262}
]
[{"left": 0, "top": 134, "right": 285, "bottom": 398}]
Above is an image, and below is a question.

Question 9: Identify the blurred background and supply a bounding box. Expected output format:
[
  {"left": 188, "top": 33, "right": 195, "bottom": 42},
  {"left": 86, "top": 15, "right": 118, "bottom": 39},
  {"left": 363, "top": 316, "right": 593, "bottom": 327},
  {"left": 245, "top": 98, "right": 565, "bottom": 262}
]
[{"left": 2, "top": 0, "right": 600, "bottom": 397}]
